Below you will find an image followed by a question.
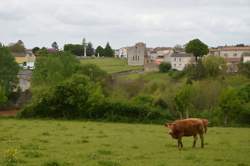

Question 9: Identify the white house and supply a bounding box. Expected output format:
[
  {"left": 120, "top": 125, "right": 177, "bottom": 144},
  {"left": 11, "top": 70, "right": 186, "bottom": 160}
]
[
  {"left": 170, "top": 52, "right": 194, "bottom": 71},
  {"left": 13, "top": 50, "right": 36, "bottom": 70}
]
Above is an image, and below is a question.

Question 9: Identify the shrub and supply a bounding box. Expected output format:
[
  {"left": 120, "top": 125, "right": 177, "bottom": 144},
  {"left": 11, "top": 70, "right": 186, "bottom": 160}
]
[
  {"left": 159, "top": 62, "right": 171, "bottom": 73},
  {"left": 19, "top": 74, "right": 104, "bottom": 119},
  {"left": 239, "top": 61, "right": 250, "bottom": 78}
]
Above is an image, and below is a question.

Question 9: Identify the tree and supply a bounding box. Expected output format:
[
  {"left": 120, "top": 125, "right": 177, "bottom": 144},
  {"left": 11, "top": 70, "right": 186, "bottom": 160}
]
[
  {"left": 8, "top": 40, "right": 25, "bottom": 53},
  {"left": 32, "top": 47, "right": 40, "bottom": 54},
  {"left": 159, "top": 62, "right": 171, "bottom": 73},
  {"left": 0, "top": 85, "right": 7, "bottom": 106},
  {"left": 174, "top": 85, "right": 194, "bottom": 119},
  {"left": 203, "top": 56, "right": 226, "bottom": 77},
  {"left": 86, "top": 42, "right": 94, "bottom": 56},
  {"left": 95, "top": 46, "right": 104, "bottom": 57},
  {"left": 0, "top": 45, "right": 19, "bottom": 96},
  {"left": 104, "top": 42, "right": 114, "bottom": 57},
  {"left": 64, "top": 44, "right": 84, "bottom": 56},
  {"left": 32, "top": 52, "right": 80, "bottom": 87},
  {"left": 173, "top": 44, "right": 184, "bottom": 52},
  {"left": 185, "top": 39, "right": 209, "bottom": 62},
  {"left": 219, "top": 87, "right": 242, "bottom": 126},
  {"left": 239, "top": 61, "right": 250, "bottom": 78},
  {"left": 52, "top": 42, "right": 59, "bottom": 50}
]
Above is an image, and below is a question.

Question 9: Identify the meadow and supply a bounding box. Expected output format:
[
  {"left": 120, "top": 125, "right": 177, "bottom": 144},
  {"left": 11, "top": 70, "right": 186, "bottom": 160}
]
[
  {"left": 0, "top": 118, "right": 250, "bottom": 166},
  {"left": 80, "top": 58, "right": 143, "bottom": 73}
]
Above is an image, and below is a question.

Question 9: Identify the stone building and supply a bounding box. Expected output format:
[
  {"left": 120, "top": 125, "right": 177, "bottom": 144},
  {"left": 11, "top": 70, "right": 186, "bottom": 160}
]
[{"left": 127, "top": 43, "right": 147, "bottom": 66}]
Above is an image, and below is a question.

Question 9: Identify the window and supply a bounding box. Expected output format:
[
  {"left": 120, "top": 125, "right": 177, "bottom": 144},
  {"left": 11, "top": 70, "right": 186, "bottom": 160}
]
[
  {"left": 174, "top": 64, "right": 176, "bottom": 67},
  {"left": 234, "top": 53, "right": 237, "bottom": 57},
  {"left": 138, "top": 56, "right": 139, "bottom": 61},
  {"left": 224, "top": 53, "right": 228, "bottom": 57},
  {"left": 179, "top": 64, "right": 181, "bottom": 66},
  {"left": 133, "top": 56, "right": 134, "bottom": 61},
  {"left": 174, "top": 58, "right": 177, "bottom": 61},
  {"left": 179, "top": 58, "right": 181, "bottom": 62}
]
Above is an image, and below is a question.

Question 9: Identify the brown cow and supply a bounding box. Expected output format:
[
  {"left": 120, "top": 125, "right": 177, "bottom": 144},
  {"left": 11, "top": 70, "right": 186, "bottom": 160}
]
[{"left": 165, "top": 118, "right": 207, "bottom": 149}]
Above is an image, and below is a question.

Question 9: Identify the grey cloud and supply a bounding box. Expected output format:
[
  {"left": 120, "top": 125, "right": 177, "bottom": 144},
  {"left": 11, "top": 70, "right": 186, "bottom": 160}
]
[{"left": 0, "top": 0, "right": 249, "bottom": 49}]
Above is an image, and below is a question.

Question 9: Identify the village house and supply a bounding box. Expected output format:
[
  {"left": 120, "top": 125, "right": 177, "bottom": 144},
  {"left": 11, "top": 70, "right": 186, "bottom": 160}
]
[
  {"left": 147, "top": 47, "right": 173, "bottom": 64},
  {"left": 208, "top": 46, "right": 250, "bottom": 72},
  {"left": 170, "top": 52, "right": 194, "bottom": 71},
  {"left": 13, "top": 49, "right": 36, "bottom": 70},
  {"left": 118, "top": 47, "right": 129, "bottom": 59},
  {"left": 127, "top": 42, "right": 148, "bottom": 66}
]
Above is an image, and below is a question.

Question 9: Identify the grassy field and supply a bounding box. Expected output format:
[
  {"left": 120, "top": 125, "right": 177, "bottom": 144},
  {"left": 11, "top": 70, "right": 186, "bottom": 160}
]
[
  {"left": 0, "top": 119, "right": 250, "bottom": 166},
  {"left": 80, "top": 58, "right": 143, "bottom": 73}
]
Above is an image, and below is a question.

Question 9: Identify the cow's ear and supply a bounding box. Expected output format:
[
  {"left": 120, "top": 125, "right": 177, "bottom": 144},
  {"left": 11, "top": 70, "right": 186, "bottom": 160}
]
[{"left": 166, "top": 123, "right": 172, "bottom": 128}]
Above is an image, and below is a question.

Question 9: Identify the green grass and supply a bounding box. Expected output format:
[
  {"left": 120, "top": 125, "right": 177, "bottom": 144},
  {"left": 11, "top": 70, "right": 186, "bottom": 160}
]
[
  {"left": 0, "top": 119, "right": 250, "bottom": 166},
  {"left": 80, "top": 58, "right": 143, "bottom": 73}
]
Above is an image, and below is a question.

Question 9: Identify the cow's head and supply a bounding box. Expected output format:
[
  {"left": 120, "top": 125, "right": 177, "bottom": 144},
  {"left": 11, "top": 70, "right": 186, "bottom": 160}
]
[{"left": 165, "top": 122, "right": 176, "bottom": 136}]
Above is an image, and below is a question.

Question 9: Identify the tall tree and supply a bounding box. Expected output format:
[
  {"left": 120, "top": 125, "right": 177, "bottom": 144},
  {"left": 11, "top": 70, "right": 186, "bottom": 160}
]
[
  {"left": 64, "top": 44, "right": 84, "bottom": 56},
  {"left": 104, "top": 42, "right": 114, "bottom": 57},
  {"left": 0, "top": 45, "right": 19, "bottom": 96},
  {"left": 52, "top": 41, "right": 59, "bottom": 50},
  {"left": 32, "top": 47, "right": 40, "bottom": 54},
  {"left": 185, "top": 39, "right": 209, "bottom": 62},
  {"left": 8, "top": 40, "right": 26, "bottom": 53},
  {"left": 86, "top": 42, "right": 94, "bottom": 56},
  {"left": 95, "top": 46, "right": 104, "bottom": 57}
]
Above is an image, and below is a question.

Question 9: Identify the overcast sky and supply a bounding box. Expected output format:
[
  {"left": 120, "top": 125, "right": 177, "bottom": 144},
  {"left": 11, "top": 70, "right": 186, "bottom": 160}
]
[{"left": 0, "top": 0, "right": 250, "bottom": 49}]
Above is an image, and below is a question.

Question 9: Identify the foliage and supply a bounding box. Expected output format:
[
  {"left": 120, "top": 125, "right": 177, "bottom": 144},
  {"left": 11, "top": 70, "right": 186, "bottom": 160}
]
[
  {"left": 0, "top": 46, "right": 19, "bottom": 96},
  {"left": 159, "top": 62, "right": 171, "bottom": 73},
  {"left": 8, "top": 40, "right": 25, "bottom": 53},
  {"left": 203, "top": 56, "right": 226, "bottom": 77},
  {"left": 104, "top": 43, "right": 114, "bottom": 57},
  {"left": 86, "top": 42, "right": 94, "bottom": 56},
  {"left": 64, "top": 44, "right": 84, "bottom": 56},
  {"left": 95, "top": 46, "right": 105, "bottom": 57},
  {"left": 32, "top": 52, "right": 80, "bottom": 87},
  {"left": 185, "top": 39, "right": 209, "bottom": 62},
  {"left": 0, "top": 85, "right": 7, "bottom": 106},
  {"left": 3, "top": 148, "right": 18, "bottom": 166},
  {"left": 51, "top": 42, "right": 59, "bottom": 50},
  {"left": 184, "top": 60, "right": 207, "bottom": 80},
  {"left": 174, "top": 85, "right": 194, "bottom": 119},
  {"left": 20, "top": 74, "right": 105, "bottom": 119},
  {"left": 32, "top": 47, "right": 40, "bottom": 54},
  {"left": 218, "top": 87, "right": 243, "bottom": 126},
  {"left": 77, "top": 64, "right": 107, "bottom": 81},
  {"left": 239, "top": 61, "right": 250, "bottom": 78}
]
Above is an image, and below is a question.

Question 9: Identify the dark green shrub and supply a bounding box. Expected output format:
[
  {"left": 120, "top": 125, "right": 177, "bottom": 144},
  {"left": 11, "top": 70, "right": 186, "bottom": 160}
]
[{"left": 159, "top": 62, "right": 171, "bottom": 73}]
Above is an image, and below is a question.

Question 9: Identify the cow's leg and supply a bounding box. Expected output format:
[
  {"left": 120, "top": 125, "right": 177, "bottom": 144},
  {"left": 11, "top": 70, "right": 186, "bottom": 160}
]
[
  {"left": 178, "top": 137, "right": 183, "bottom": 150},
  {"left": 199, "top": 134, "right": 204, "bottom": 148},
  {"left": 193, "top": 135, "right": 198, "bottom": 148}
]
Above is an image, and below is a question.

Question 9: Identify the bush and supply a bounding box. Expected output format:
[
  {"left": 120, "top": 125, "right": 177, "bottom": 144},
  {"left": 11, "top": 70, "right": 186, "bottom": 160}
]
[
  {"left": 159, "top": 62, "right": 171, "bottom": 73},
  {"left": 239, "top": 61, "right": 250, "bottom": 78},
  {"left": 20, "top": 74, "right": 104, "bottom": 119}
]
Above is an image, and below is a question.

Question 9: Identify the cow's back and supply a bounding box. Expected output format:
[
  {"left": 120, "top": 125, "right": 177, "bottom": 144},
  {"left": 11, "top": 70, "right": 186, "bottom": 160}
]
[{"left": 174, "top": 119, "right": 204, "bottom": 136}]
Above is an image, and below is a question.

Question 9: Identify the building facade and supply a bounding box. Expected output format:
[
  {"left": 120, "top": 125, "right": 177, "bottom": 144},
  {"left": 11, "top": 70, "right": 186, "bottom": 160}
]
[
  {"left": 170, "top": 52, "right": 194, "bottom": 71},
  {"left": 13, "top": 50, "right": 36, "bottom": 70},
  {"left": 127, "top": 43, "right": 147, "bottom": 66}
]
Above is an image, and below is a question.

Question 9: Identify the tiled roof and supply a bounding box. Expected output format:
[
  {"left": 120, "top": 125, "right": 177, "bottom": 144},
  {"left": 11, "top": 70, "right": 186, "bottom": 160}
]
[{"left": 171, "top": 52, "right": 192, "bottom": 57}]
